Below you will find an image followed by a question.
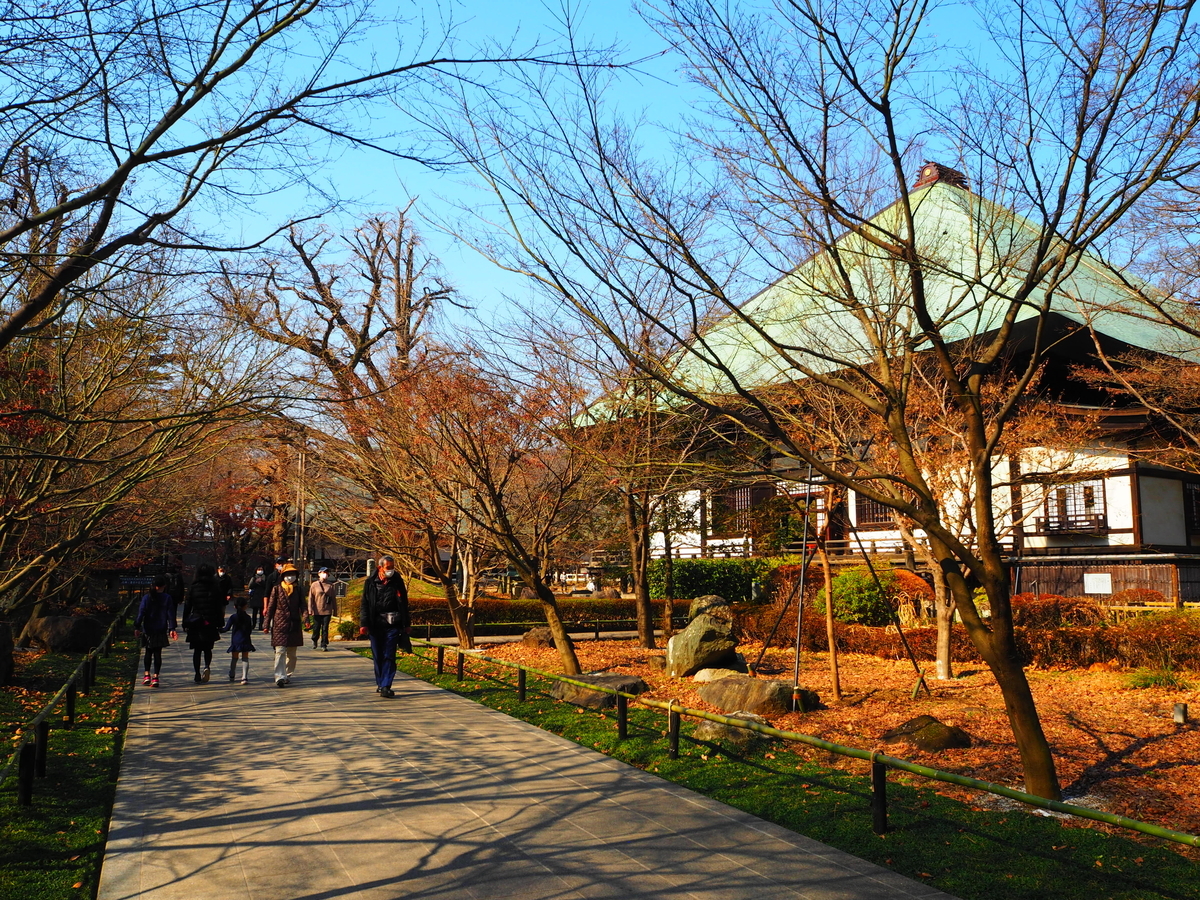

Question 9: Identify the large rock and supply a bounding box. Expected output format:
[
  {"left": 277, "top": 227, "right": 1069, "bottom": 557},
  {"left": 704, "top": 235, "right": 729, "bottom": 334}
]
[
  {"left": 521, "top": 627, "right": 556, "bottom": 648},
  {"left": 550, "top": 673, "right": 649, "bottom": 709},
  {"left": 666, "top": 613, "right": 737, "bottom": 677},
  {"left": 688, "top": 595, "right": 733, "bottom": 622},
  {"left": 697, "top": 675, "right": 821, "bottom": 715},
  {"left": 692, "top": 710, "right": 770, "bottom": 753},
  {"left": 692, "top": 667, "right": 741, "bottom": 683},
  {"left": 26, "top": 615, "right": 104, "bottom": 652},
  {"left": 880, "top": 715, "right": 972, "bottom": 752},
  {"left": 0, "top": 623, "right": 13, "bottom": 686},
  {"left": 593, "top": 587, "right": 621, "bottom": 600}
]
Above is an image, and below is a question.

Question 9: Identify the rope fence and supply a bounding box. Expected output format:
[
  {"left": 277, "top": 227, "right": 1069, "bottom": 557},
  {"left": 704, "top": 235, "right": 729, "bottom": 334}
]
[
  {"left": 409, "top": 638, "right": 1200, "bottom": 850},
  {"left": 0, "top": 600, "right": 133, "bottom": 806}
]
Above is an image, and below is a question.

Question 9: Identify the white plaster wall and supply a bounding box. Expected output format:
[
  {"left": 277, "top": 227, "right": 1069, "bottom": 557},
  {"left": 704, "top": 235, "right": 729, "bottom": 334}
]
[{"left": 1140, "top": 476, "right": 1186, "bottom": 546}]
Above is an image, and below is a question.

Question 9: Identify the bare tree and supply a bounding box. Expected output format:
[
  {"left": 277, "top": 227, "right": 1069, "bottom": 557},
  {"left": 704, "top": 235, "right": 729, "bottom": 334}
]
[
  {"left": 437, "top": 0, "right": 1200, "bottom": 798},
  {"left": 0, "top": 0, "right": 588, "bottom": 350}
]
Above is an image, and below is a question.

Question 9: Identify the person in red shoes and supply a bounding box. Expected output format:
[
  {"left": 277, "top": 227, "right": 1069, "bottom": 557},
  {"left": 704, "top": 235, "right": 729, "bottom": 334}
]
[{"left": 134, "top": 575, "right": 177, "bottom": 688}]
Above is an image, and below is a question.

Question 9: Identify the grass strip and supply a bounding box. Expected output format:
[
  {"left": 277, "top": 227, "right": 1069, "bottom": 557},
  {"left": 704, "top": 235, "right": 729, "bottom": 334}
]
[
  {"left": 388, "top": 649, "right": 1199, "bottom": 900},
  {"left": 0, "top": 637, "right": 138, "bottom": 900}
]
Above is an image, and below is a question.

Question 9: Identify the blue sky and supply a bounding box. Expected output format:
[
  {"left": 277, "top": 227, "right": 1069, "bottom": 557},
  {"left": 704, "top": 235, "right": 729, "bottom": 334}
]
[{"left": 208, "top": 0, "right": 990, "bottom": 336}]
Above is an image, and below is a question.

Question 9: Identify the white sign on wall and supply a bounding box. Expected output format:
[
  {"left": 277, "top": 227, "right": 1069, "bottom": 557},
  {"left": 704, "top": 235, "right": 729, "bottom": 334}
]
[{"left": 1083, "top": 573, "right": 1113, "bottom": 595}]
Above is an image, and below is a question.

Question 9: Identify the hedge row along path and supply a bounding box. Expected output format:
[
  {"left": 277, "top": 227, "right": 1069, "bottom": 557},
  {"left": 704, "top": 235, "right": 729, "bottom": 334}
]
[{"left": 97, "top": 639, "right": 949, "bottom": 900}]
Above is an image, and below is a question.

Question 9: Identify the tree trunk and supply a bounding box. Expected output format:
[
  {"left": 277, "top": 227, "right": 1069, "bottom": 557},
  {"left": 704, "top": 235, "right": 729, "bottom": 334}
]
[
  {"left": 661, "top": 529, "right": 675, "bottom": 640},
  {"left": 950, "top": 572, "right": 1061, "bottom": 799},
  {"left": 624, "top": 492, "right": 655, "bottom": 649},
  {"left": 532, "top": 579, "right": 581, "bottom": 674},
  {"left": 443, "top": 584, "right": 475, "bottom": 650},
  {"left": 934, "top": 567, "right": 954, "bottom": 680},
  {"left": 818, "top": 542, "right": 841, "bottom": 702}
]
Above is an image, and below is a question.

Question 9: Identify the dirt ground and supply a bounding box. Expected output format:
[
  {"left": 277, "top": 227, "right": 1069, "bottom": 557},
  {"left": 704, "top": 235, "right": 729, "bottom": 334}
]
[{"left": 476, "top": 638, "right": 1200, "bottom": 840}]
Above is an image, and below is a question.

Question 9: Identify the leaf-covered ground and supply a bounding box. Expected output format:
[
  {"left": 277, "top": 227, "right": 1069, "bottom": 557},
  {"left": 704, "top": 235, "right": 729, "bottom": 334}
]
[{"left": 476, "top": 638, "right": 1200, "bottom": 844}]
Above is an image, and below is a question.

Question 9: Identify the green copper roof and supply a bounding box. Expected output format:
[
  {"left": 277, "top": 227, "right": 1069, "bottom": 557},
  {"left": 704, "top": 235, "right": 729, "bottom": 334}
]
[{"left": 677, "top": 182, "right": 1198, "bottom": 393}]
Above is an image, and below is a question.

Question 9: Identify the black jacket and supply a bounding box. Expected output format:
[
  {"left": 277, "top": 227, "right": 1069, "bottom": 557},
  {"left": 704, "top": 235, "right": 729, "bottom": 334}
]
[{"left": 360, "top": 571, "right": 409, "bottom": 631}]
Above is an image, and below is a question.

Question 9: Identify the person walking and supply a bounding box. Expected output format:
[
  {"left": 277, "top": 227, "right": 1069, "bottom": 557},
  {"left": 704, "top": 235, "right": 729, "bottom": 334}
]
[
  {"left": 247, "top": 566, "right": 267, "bottom": 629},
  {"left": 307, "top": 567, "right": 336, "bottom": 651},
  {"left": 183, "top": 563, "right": 225, "bottom": 684},
  {"left": 216, "top": 565, "right": 234, "bottom": 604},
  {"left": 134, "top": 575, "right": 177, "bottom": 688},
  {"left": 222, "top": 596, "right": 256, "bottom": 684},
  {"left": 265, "top": 562, "right": 304, "bottom": 687},
  {"left": 358, "top": 555, "right": 411, "bottom": 698},
  {"left": 261, "top": 556, "right": 286, "bottom": 628}
]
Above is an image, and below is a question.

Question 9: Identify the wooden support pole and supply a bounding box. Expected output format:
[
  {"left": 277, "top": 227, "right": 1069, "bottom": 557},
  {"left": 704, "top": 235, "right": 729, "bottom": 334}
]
[
  {"left": 594, "top": 621, "right": 600, "bottom": 641},
  {"left": 617, "top": 694, "right": 628, "bottom": 740},
  {"left": 668, "top": 706, "right": 680, "bottom": 759},
  {"left": 517, "top": 668, "right": 527, "bottom": 702},
  {"left": 34, "top": 720, "right": 49, "bottom": 778},
  {"left": 456, "top": 651, "right": 464, "bottom": 682},
  {"left": 90, "top": 653, "right": 99, "bottom": 685},
  {"left": 65, "top": 683, "right": 76, "bottom": 727},
  {"left": 16, "top": 743, "right": 34, "bottom": 806},
  {"left": 871, "top": 760, "right": 888, "bottom": 834},
  {"left": 436, "top": 645, "right": 445, "bottom": 675},
  {"left": 80, "top": 659, "right": 91, "bottom": 696}
]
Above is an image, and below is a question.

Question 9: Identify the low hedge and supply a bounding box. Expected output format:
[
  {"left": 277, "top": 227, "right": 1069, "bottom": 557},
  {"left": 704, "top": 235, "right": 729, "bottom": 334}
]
[
  {"left": 405, "top": 596, "right": 671, "bottom": 626},
  {"left": 740, "top": 596, "right": 1200, "bottom": 669}
]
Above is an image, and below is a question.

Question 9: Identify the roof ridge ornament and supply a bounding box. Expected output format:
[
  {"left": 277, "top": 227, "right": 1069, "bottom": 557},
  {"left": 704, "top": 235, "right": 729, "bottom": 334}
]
[{"left": 913, "top": 161, "right": 970, "bottom": 191}]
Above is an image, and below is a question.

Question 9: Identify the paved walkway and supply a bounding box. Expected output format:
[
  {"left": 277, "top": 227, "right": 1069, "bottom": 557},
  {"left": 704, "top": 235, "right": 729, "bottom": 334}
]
[{"left": 98, "top": 641, "right": 955, "bottom": 900}]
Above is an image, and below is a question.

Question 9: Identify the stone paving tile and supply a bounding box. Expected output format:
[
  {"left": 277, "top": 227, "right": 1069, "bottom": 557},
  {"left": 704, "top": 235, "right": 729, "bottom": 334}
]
[{"left": 98, "top": 640, "right": 955, "bottom": 900}]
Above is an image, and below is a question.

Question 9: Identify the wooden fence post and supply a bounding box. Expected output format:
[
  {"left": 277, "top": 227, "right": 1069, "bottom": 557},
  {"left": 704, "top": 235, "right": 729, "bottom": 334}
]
[
  {"left": 668, "top": 706, "right": 680, "bottom": 759},
  {"left": 80, "top": 659, "right": 91, "bottom": 696},
  {"left": 436, "top": 646, "right": 445, "bottom": 675},
  {"left": 66, "top": 683, "right": 76, "bottom": 727},
  {"left": 617, "top": 694, "right": 628, "bottom": 740},
  {"left": 16, "top": 743, "right": 34, "bottom": 806},
  {"left": 456, "top": 651, "right": 464, "bottom": 682},
  {"left": 871, "top": 760, "right": 888, "bottom": 834},
  {"left": 517, "top": 668, "right": 526, "bottom": 702}
]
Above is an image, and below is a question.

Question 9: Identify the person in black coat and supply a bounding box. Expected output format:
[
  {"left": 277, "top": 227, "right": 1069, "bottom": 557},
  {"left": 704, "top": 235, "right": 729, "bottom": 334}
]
[
  {"left": 183, "top": 563, "right": 226, "bottom": 684},
  {"left": 134, "top": 575, "right": 177, "bottom": 688},
  {"left": 358, "top": 555, "right": 411, "bottom": 698}
]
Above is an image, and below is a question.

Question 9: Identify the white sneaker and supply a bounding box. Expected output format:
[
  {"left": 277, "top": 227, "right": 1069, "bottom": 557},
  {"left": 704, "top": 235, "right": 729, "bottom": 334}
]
[
  {"left": 240, "top": 679, "right": 249, "bottom": 685},
  {"left": 276, "top": 678, "right": 286, "bottom": 687}
]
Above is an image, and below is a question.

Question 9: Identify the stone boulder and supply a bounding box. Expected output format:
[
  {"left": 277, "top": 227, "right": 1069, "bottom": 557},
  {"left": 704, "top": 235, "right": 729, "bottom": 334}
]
[
  {"left": 550, "top": 673, "right": 649, "bottom": 709},
  {"left": 666, "top": 613, "right": 737, "bottom": 677},
  {"left": 692, "top": 711, "right": 770, "bottom": 753},
  {"left": 593, "top": 587, "right": 621, "bottom": 600},
  {"left": 688, "top": 595, "right": 733, "bottom": 622},
  {"left": 26, "top": 615, "right": 104, "bottom": 653},
  {"left": 0, "top": 623, "right": 13, "bottom": 686},
  {"left": 880, "top": 715, "right": 972, "bottom": 752},
  {"left": 692, "top": 667, "right": 741, "bottom": 683},
  {"left": 521, "top": 627, "right": 556, "bottom": 649},
  {"left": 697, "top": 675, "right": 821, "bottom": 715},
  {"left": 645, "top": 654, "right": 667, "bottom": 671}
]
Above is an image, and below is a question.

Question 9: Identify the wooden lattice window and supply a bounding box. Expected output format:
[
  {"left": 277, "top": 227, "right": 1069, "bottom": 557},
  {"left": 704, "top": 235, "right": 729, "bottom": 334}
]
[
  {"left": 854, "top": 493, "right": 893, "bottom": 529},
  {"left": 1037, "top": 479, "right": 1107, "bottom": 533}
]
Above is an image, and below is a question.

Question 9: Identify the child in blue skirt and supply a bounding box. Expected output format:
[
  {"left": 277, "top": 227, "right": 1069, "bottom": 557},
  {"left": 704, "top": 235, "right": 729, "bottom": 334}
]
[{"left": 222, "top": 596, "right": 256, "bottom": 684}]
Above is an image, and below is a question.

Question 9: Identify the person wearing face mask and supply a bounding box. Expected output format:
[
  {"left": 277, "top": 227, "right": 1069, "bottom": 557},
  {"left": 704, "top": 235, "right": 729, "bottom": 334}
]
[
  {"left": 247, "top": 566, "right": 267, "bottom": 629},
  {"left": 358, "top": 555, "right": 411, "bottom": 698},
  {"left": 307, "top": 567, "right": 336, "bottom": 651},
  {"left": 264, "top": 563, "right": 305, "bottom": 687}
]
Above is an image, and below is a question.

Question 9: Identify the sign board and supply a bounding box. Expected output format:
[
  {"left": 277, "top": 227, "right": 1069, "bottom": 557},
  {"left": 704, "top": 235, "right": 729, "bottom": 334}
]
[{"left": 1083, "top": 573, "right": 1113, "bottom": 595}]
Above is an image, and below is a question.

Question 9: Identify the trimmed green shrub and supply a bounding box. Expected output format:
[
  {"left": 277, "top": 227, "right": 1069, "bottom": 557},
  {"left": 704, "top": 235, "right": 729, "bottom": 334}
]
[
  {"left": 816, "top": 566, "right": 896, "bottom": 627},
  {"left": 647, "top": 556, "right": 796, "bottom": 601}
]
